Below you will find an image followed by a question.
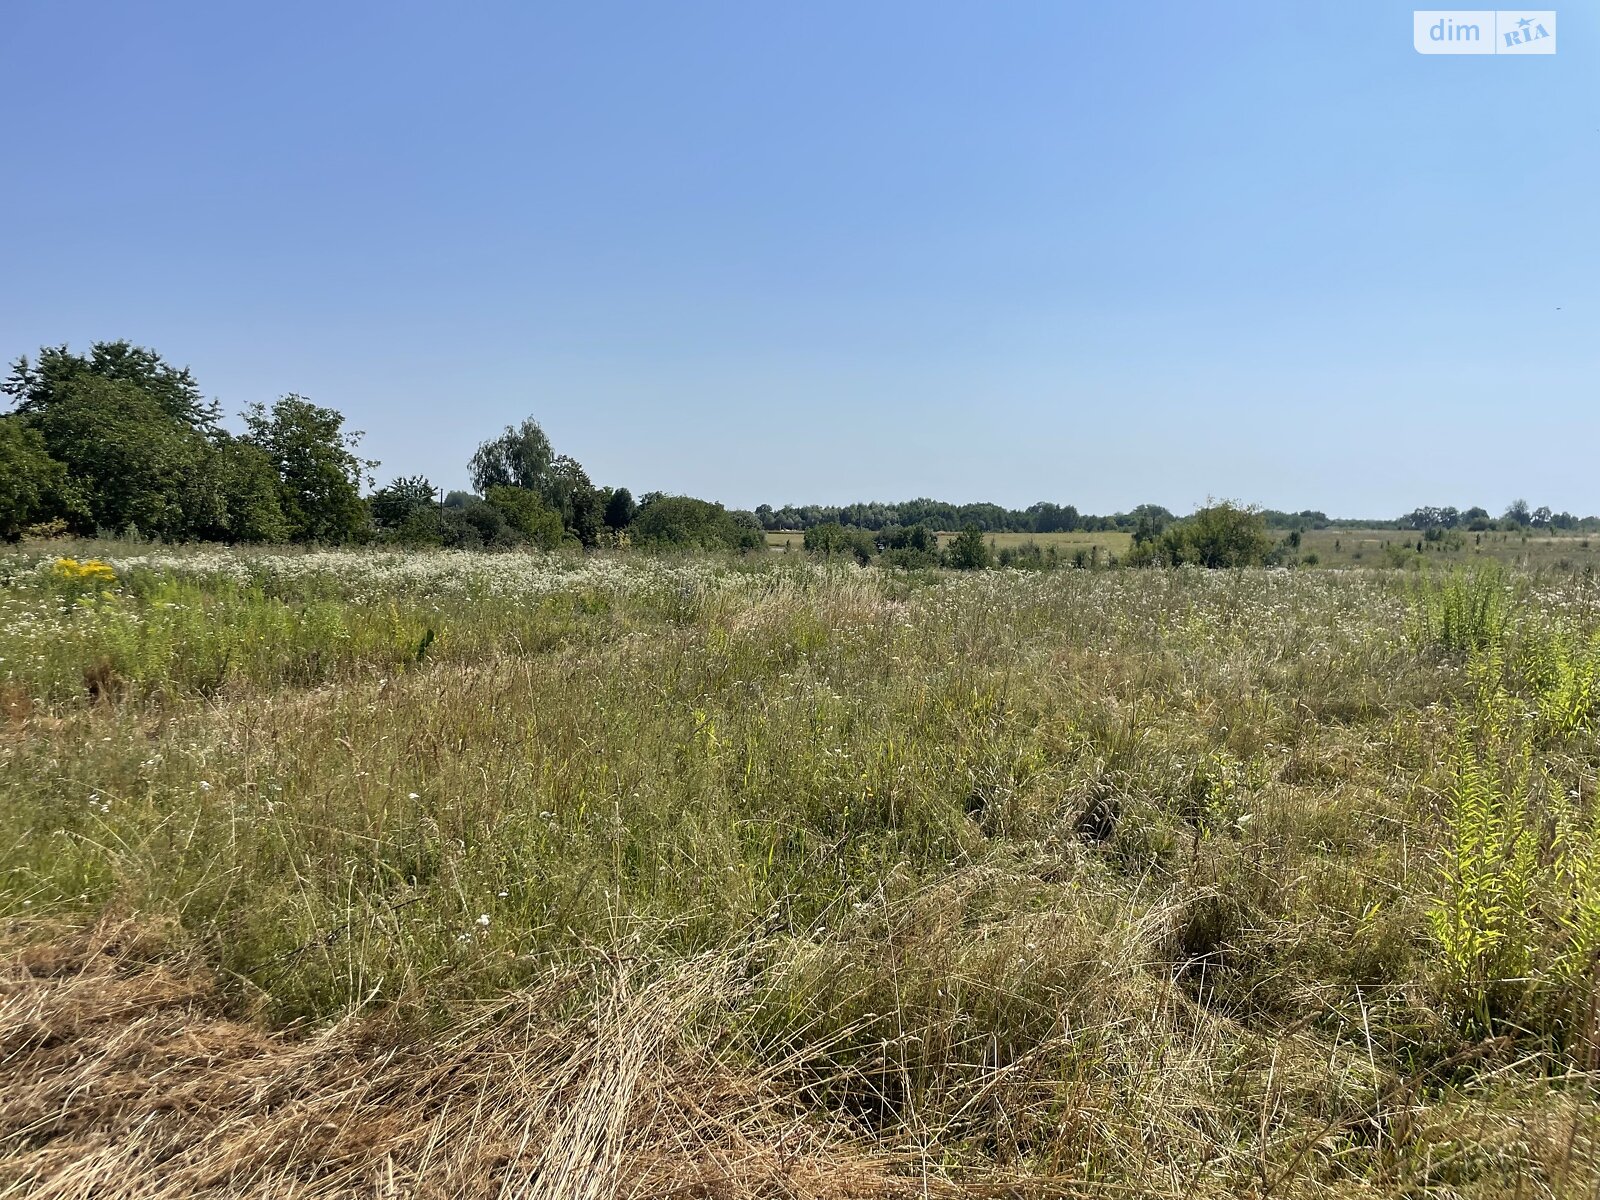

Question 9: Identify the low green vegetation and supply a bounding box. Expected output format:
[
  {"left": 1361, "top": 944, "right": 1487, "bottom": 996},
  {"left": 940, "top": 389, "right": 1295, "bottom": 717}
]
[
  {"left": 1126, "top": 499, "right": 1278, "bottom": 567},
  {"left": 1302, "top": 526, "right": 1600, "bottom": 572},
  {"left": 5, "top": 546, "right": 1600, "bottom": 1192},
  {"left": 628, "top": 493, "right": 765, "bottom": 551}
]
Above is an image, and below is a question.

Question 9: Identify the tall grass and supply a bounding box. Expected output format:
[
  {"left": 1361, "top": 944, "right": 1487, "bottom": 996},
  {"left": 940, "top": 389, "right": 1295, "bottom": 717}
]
[
  {"left": 1409, "top": 562, "right": 1512, "bottom": 656},
  {"left": 3, "top": 546, "right": 1600, "bottom": 1194}
]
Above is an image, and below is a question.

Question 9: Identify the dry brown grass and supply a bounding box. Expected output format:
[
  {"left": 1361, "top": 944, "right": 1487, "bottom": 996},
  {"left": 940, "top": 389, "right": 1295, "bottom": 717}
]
[{"left": 0, "top": 919, "right": 1019, "bottom": 1200}]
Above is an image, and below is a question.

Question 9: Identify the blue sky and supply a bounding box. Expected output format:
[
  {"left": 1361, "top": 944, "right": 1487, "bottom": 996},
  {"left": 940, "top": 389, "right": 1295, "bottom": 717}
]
[{"left": 2, "top": 2, "right": 1594, "bottom": 517}]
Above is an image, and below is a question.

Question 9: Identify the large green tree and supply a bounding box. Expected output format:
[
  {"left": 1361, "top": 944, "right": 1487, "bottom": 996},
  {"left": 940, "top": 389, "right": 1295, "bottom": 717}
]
[
  {"left": 0, "top": 419, "right": 68, "bottom": 540},
  {"left": 370, "top": 475, "right": 443, "bottom": 545},
  {"left": 26, "top": 375, "right": 215, "bottom": 538},
  {"left": 2, "top": 341, "right": 299, "bottom": 543},
  {"left": 545, "top": 455, "right": 604, "bottom": 546},
  {"left": 467, "top": 418, "right": 609, "bottom": 546},
  {"left": 3, "top": 341, "right": 245, "bottom": 539},
  {"left": 207, "top": 437, "right": 292, "bottom": 543},
  {"left": 370, "top": 475, "right": 437, "bottom": 528},
  {"left": 604, "top": 487, "right": 636, "bottom": 530},
  {"left": 243, "top": 395, "right": 374, "bottom": 543},
  {"left": 6, "top": 341, "right": 221, "bottom": 434},
  {"left": 469, "top": 417, "right": 555, "bottom": 495}
]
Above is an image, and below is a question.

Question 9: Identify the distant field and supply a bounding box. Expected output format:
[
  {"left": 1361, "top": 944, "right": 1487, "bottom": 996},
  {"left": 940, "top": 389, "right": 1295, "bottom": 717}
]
[
  {"left": 766, "top": 529, "right": 1135, "bottom": 557},
  {"left": 763, "top": 526, "right": 1600, "bottom": 571},
  {"left": 1294, "top": 527, "right": 1600, "bottom": 570}
]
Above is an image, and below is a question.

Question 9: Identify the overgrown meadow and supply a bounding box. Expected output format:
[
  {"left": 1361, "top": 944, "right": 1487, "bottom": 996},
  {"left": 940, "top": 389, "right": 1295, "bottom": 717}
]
[{"left": 4, "top": 546, "right": 1600, "bottom": 1196}]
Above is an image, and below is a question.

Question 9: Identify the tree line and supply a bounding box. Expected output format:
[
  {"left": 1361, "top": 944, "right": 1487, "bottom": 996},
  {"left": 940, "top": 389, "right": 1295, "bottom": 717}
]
[
  {"left": 761, "top": 503, "right": 1374, "bottom": 536},
  {"left": 0, "top": 341, "right": 763, "bottom": 551},
  {"left": 766, "top": 503, "right": 1598, "bottom": 536},
  {"left": 757, "top": 500, "right": 1174, "bottom": 535},
  {"left": 1, "top": 343, "right": 373, "bottom": 545},
  {"left": 2, "top": 340, "right": 1593, "bottom": 550},
  {"left": 1400, "top": 503, "right": 1596, "bottom": 534}
]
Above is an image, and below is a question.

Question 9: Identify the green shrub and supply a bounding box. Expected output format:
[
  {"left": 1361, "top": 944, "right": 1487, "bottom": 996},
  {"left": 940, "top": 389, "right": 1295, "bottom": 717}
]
[
  {"left": 996, "top": 540, "right": 1057, "bottom": 570},
  {"left": 632, "top": 495, "right": 764, "bottom": 551},
  {"left": 803, "top": 522, "right": 875, "bottom": 563},
  {"left": 1127, "top": 501, "right": 1273, "bottom": 568},
  {"left": 881, "top": 524, "right": 935, "bottom": 553},
  {"left": 450, "top": 498, "right": 523, "bottom": 550},
  {"left": 486, "top": 486, "right": 563, "bottom": 549},
  {"left": 945, "top": 525, "right": 990, "bottom": 570}
]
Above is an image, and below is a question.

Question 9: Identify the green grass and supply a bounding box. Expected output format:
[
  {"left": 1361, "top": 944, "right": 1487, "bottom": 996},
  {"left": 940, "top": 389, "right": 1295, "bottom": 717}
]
[
  {"left": 1297, "top": 526, "right": 1600, "bottom": 570},
  {"left": 6, "top": 544, "right": 1600, "bottom": 1193}
]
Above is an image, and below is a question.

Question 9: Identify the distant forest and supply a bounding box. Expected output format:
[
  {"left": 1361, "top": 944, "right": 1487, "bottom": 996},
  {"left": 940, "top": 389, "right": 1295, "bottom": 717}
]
[
  {"left": 755, "top": 500, "right": 1600, "bottom": 536},
  {"left": 3, "top": 341, "right": 1595, "bottom": 551}
]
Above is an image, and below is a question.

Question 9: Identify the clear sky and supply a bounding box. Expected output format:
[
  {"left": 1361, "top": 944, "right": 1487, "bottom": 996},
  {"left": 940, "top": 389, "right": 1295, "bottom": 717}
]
[{"left": 2, "top": 2, "right": 1595, "bottom": 518}]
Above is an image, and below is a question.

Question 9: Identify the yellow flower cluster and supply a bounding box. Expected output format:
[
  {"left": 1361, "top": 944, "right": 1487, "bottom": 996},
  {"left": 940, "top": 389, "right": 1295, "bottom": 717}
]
[{"left": 52, "top": 557, "right": 118, "bottom": 587}]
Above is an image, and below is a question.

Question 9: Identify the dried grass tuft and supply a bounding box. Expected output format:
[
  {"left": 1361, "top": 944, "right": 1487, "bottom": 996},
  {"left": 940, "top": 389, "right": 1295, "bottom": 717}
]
[{"left": 0, "top": 920, "right": 981, "bottom": 1200}]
